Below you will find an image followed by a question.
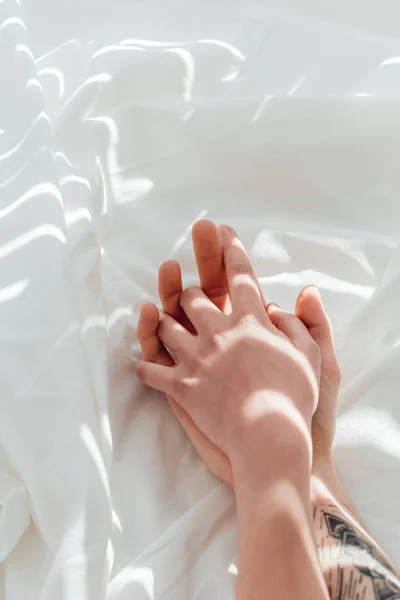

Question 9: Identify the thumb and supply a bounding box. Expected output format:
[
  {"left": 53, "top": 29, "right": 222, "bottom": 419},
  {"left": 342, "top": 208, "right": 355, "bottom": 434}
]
[
  {"left": 296, "top": 286, "right": 340, "bottom": 384},
  {"left": 296, "top": 286, "right": 332, "bottom": 346}
]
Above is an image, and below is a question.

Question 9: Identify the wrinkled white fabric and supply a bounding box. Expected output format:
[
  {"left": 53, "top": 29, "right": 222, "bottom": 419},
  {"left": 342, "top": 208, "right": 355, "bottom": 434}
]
[{"left": 1, "top": 1, "right": 400, "bottom": 598}]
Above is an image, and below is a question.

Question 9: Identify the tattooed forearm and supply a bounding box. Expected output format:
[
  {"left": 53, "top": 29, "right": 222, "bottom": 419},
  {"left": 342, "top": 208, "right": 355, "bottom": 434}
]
[{"left": 314, "top": 503, "right": 400, "bottom": 600}]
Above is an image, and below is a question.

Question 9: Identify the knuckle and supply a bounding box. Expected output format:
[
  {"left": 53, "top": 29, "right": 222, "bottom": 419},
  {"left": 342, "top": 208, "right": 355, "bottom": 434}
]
[
  {"left": 235, "top": 310, "right": 261, "bottom": 328},
  {"left": 171, "top": 376, "right": 191, "bottom": 399},
  {"left": 230, "top": 262, "right": 252, "bottom": 277},
  {"left": 180, "top": 286, "right": 199, "bottom": 303},
  {"left": 209, "top": 330, "right": 226, "bottom": 351},
  {"left": 205, "top": 283, "right": 229, "bottom": 300},
  {"left": 152, "top": 350, "right": 168, "bottom": 365}
]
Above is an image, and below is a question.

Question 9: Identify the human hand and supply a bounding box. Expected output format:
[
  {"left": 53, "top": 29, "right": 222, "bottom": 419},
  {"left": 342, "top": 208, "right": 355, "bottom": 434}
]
[
  {"left": 137, "top": 221, "right": 341, "bottom": 489},
  {"left": 137, "top": 224, "right": 375, "bottom": 600},
  {"left": 136, "top": 224, "right": 320, "bottom": 475}
]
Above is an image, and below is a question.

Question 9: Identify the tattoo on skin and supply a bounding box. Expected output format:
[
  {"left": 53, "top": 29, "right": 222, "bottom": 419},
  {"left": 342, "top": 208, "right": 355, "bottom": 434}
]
[{"left": 314, "top": 503, "right": 400, "bottom": 600}]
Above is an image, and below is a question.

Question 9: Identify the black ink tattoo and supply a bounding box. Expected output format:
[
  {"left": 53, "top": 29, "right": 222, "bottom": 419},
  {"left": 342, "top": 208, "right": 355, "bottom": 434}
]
[{"left": 314, "top": 504, "right": 400, "bottom": 600}]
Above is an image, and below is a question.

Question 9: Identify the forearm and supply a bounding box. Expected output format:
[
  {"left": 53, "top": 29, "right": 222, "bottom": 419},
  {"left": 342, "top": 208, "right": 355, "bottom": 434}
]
[
  {"left": 311, "top": 472, "right": 400, "bottom": 600},
  {"left": 232, "top": 426, "right": 329, "bottom": 600}
]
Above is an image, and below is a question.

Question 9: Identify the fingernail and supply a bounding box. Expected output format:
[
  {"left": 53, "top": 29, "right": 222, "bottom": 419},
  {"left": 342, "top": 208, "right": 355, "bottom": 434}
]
[
  {"left": 218, "top": 224, "right": 231, "bottom": 239},
  {"left": 311, "top": 285, "right": 321, "bottom": 299},
  {"left": 268, "top": 302, "right": 281, "bottom": 310}
]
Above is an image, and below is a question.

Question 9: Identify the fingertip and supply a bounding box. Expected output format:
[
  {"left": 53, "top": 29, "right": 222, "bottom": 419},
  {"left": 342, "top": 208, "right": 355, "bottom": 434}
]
[
  {"left": 135, "top": 359, "right": 145, "bottom": 379},
  {"left": 266, "top": 303, "right": 291, "bottom": 330},
  {"left": 266, "top": 304, "right": 277, "bottom": 326},
  {"left": 192, "top": 220, "right": 220, "bottom": 253},
  {"left": 266, "top": 301, "right": 282, "bottom": 312},
  {"left": 300, "top": 285, "right": 321, "bottom": 300},
  {"left": 158, "top": 260, "right": 181, "bottom": 277},
  {"left": 158, "top": 260, "right": 183, "bottom": 316},
  {"left": 140, "top": 302, "right": 159, "bottom": 322},
  {"left": 137, "top": 303, "right": 160, "bottom": 351},
  {"left": 192, "top": 219, "right": 216, "bottom": 235},
  {"left": 296, "top": 285, "right": 325, "bottom": 316},
  {"left": 296, "top": 285, "right": 333, "bottom": 340},
  {"left": 217, "top": 224, "right": 236, "bottom": 240}
]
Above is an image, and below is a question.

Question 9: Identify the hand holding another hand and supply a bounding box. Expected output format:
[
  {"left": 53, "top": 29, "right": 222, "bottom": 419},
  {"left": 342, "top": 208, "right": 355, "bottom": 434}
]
[{"left": 136, "top": 223, "right": 321, "bottom": 482}]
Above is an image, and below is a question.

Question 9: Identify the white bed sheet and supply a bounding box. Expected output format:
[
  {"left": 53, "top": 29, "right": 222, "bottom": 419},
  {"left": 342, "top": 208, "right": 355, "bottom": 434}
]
[{"left": 1, "top": 1, "right": 400, "bottom": 598}]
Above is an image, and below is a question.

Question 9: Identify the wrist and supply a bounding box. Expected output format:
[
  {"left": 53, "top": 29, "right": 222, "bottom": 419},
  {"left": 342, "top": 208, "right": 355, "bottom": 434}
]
[
  {"left": 231, "top": 423, "right": 312, "bottom": 507},
  {"left": 311, "top": 461, "right": 359, "bottom": 522},
  {"left": 235, "top": 475, "right": 329, "bottom": 600}
]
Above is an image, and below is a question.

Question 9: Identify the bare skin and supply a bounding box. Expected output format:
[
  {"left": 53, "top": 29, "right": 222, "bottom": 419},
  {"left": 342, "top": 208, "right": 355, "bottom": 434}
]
[
  {"left": 137, "top": 222, "right": 328, "bottom": 599},
  {"left": 136, "top": 220, "right": 400, "bottom": 599},
  {"left": 138, "top": 220, "right": 341, "bottom": 490}
]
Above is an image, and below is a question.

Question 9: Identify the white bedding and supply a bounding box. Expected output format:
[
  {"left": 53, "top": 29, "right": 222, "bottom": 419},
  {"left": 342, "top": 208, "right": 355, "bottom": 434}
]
[{"left": 1, "top": 1, "right": 400, "bottom": 598}]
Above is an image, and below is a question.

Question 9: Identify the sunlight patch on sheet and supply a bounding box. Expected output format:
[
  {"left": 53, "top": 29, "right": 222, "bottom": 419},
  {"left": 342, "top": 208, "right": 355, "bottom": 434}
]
[
  {"left": 380, "top": 57, "right": 400, "bottom": 66},
  {"left": 251, "top": 95, "right": 273, "bottom": 124},
  {"left": 106, "top": 306, "right": 132, "bottom": 330},
  {"left": 0, "top": 225, "right": 66, "bottom": 260},
  {"left": 120, "top": 38, "right": 172, "bottom": 47},
  {"left": 222, "top": 66, "right": 240, "bottom": 82},
  {"left": 259, "top": 271, "right": 375, "bottom": 299},
  {"left": 0, "top": 278, "right": 29, "bottom": 304},
  {"left": 35, "top": 39, "right": 78, "bottom": 65},
  {"left": 114, "top": 178, "right": 153, "bottom": 205},
  {"left": 337, "top": 406, "right": 400, "bottom": 461},
  {"left": 228, "top": 563, "right": 238, "bottom": 576},
  {"left": 0, "top": 148, "right": 47, "bottom": 191},
  {"left": 109, "top": 566, "right": 154, "bottom": 599},
  {"left": 288, "top": 76, "right": 306, "bottom": 96},
  {"left": 120, "top": 37, "right": 246, "bottom": 60},
  {"left": 60, "top": 174, "right": 91, "bottom": 191},
  {"left": 38, "top": 67, "right": 65, "bottom": 98},
  {"left": 0, "top": 17, "right": 26, "bottom": 32},
  {"left": 86, "top": 116, "right": 118, "bottom": 175},
  {"left": 0, "top": 183, "right": 62, "bottom": 220},
  {"left": 101, "top": 412, "right": 113, "bottom": 460},
  {"left": 112, "top": 510, "right": 122, "bottom": 534},
  {"left": 65, "top": 208, "right": 91, "bottom": 227},
  {"left": 15, "top": 44, "right": 34, "bottom": 61},
  {"left": 251, "top": 231, "right": 290, "bottom": 263},
  {"left": 26, "top": 78, "right": 42, "bottom": 91},
  {"left": 61, "top": 74, "right": 112, "bottom": 117},
  {"left": 59, "top": 515, "right": 88, "bottom": 600},
  {"left": 166, "top": 48, "right": 194, "bottom": 102},
  {"left": 198, "top": 39, "right": 245, "bottom": 61},
  {"left": 0, "top": 111, "right": 50, "bottom": 162},
  {"left": 182, "top": 108, "right": 195, "bottom": 122},
  {"left": 80, "top": 424, "right": 111, "bottom": 502},
  {"left": 93, "top": 44, "right": 145, "bottom": 59},
  {"left": 81, "top": 314, "right": 106, "bottom": 335},
  {"left": 55, "top": 151, "right": 74, "bottom": 167},
  {"left": 97, "top": 156, "right": 108, "bottom": 215}
]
